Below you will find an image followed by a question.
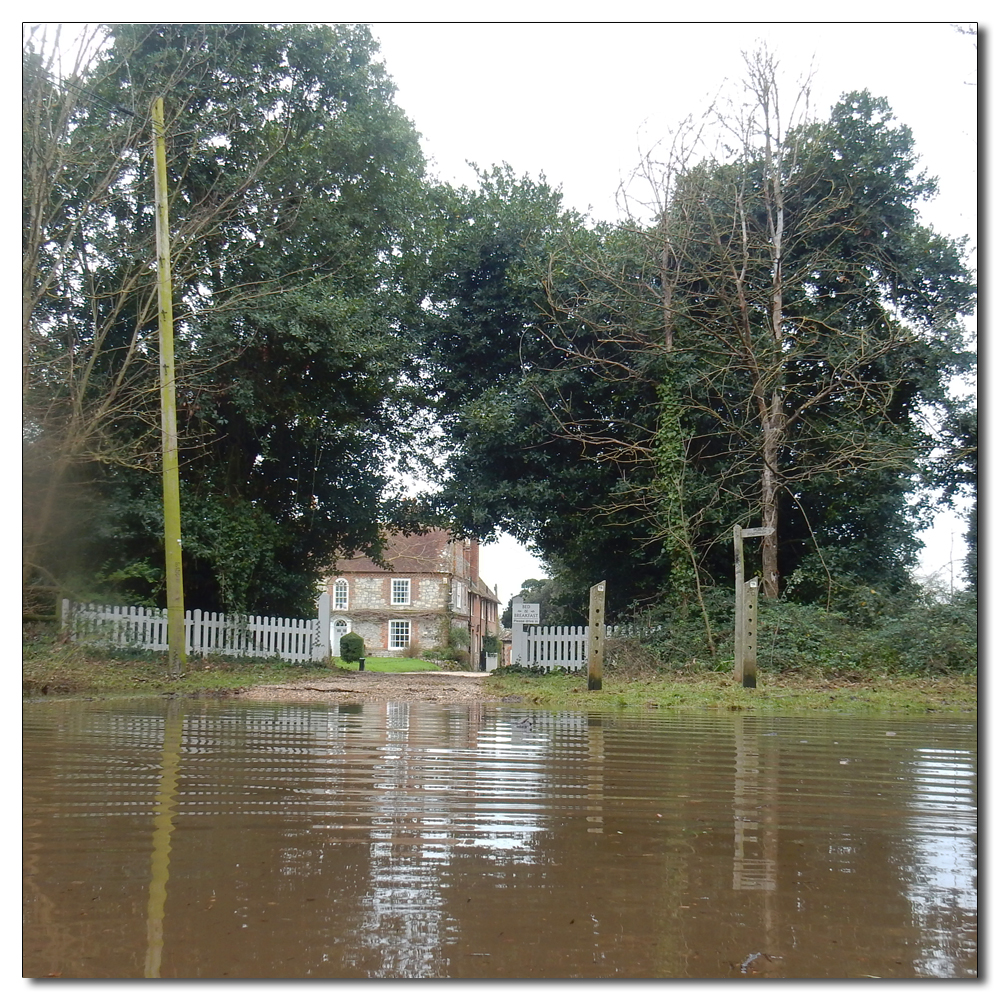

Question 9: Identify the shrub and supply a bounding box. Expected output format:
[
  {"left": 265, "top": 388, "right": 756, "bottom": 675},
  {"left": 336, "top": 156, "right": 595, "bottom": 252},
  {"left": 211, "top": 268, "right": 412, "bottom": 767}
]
[
  {"left": 339, "top": 632, "right": 365, "bottom": 664},
  {"left": 448, "top": 626, "right": 470, "bottom": 650}
]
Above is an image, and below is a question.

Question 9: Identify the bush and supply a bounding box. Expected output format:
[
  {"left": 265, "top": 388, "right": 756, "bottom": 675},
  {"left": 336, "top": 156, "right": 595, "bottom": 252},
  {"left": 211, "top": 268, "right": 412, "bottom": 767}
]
[
  {"left": 610, "top": 583, "right": 977, "bottom": 678},
  {"left": 861, "top": 597, "right": 977, "bottom": 675},
  {"left": 448, "top": 626, "right": 470, "bottom": 650},
  {"left": 339, "top": 631, "right": 365, "bottom": 664}
]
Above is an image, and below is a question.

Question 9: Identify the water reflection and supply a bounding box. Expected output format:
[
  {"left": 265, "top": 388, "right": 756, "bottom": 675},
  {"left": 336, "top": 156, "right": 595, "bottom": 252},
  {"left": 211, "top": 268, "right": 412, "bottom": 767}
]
[
  {"left": 144, "top": 702, "right": 183, "bottom": 978},
  {"left": 23, "top": 700, "right": 976, "bottom": 978}
]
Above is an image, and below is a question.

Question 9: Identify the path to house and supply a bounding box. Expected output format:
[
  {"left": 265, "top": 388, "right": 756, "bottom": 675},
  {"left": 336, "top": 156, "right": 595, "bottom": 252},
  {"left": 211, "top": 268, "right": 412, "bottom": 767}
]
[{"left": 235, "top": 670, "right": 500, "bottom": 705}]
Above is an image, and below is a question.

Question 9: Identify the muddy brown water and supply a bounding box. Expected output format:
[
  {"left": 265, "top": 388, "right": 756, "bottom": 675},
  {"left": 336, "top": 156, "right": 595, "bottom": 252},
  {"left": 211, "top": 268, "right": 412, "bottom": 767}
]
[{"left": 23, "top": 698, "right": 976, "bottom": 979}]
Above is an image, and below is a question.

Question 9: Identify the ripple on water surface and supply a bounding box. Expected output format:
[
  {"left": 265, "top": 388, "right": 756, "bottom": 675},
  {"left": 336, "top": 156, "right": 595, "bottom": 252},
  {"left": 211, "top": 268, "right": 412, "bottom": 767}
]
[{"left": 23, "top": 700, "right": 976, "bottom": 978}]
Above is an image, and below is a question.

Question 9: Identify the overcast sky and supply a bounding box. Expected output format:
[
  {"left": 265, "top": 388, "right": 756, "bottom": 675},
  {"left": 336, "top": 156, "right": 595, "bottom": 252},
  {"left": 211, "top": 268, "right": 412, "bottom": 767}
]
[{"left": 364, "top": 20, "right": 978, "bottom": 603}]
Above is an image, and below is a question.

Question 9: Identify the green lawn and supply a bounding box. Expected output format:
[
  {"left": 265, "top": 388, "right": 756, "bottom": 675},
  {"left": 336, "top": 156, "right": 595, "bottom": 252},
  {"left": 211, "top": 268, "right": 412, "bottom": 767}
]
[{"left": 334, "top": 656, "right": 443, "bottom": 673}]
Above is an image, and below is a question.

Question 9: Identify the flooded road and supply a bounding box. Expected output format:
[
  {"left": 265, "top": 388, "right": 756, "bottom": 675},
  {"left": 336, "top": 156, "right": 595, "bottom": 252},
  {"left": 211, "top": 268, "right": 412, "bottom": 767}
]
[{"left": 23, "top": 699, "right": 976, "bottom": 978}]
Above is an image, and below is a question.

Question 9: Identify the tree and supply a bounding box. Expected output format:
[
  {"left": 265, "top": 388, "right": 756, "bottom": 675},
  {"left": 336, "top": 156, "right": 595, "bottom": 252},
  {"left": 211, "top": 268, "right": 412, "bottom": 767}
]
[
  {"left": 536, "top": 60, "right": 974, "bottom": 607},
  {"left": 931, "top": 401, "right": 977, "bottom": 593},
  {"left": 417, "top": 168, "right": 678, "bottom": 616},
  {"left": 23, "top": 23, "right": 431, "bottom": 614},
  {"left": 427, "top": 57, "right": 974, "bottom": 623}
]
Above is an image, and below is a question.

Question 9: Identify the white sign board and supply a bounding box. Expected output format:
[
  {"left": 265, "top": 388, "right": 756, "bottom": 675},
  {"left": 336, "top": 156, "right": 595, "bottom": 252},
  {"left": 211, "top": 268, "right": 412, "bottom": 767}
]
[{"left": 511, "top": 603, "right": 540, "bottom": 624}]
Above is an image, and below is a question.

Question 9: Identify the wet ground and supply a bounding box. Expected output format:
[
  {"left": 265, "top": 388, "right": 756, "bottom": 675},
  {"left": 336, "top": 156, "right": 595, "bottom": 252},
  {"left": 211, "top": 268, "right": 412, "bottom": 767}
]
[{"left": 23, "top": 698, "right": 976, "bottom": 978}]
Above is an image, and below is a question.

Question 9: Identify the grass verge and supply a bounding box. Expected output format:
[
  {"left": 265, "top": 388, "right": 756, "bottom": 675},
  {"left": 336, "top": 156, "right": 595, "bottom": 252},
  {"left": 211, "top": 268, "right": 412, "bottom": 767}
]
[
  {"left": 484, "top": 669, "right": 977, "bottom": 714},
  {"left": 21, "top": 642, "right": 442, "bottom": 699},
  {"left": 23, "top": 641, "right": 976, "bottom": 713},
  {"left": 339, "top": 657, "right": 443, "bottom": 673}
]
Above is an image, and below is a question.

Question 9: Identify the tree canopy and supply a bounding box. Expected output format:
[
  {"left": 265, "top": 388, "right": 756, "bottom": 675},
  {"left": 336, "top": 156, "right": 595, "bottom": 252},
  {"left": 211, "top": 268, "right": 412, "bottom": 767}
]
[
  {"left": 424, "top": 69, "right": 974, "bottom": 618},
  {"left": 23, "top": 22, "right": 430, "bottom": 615}
]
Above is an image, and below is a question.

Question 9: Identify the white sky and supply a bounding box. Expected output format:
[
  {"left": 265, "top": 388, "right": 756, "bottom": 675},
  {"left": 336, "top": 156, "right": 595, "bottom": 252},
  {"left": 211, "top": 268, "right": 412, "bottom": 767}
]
[{"left": 365, "top": 19, "right": 979, "bottom": 602}]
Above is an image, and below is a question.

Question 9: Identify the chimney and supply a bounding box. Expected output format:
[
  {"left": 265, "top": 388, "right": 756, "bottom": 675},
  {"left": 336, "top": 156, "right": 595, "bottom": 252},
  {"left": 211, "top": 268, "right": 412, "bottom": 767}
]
[{"left": 468, "top": 538, "right": 480, "bottom": 584}]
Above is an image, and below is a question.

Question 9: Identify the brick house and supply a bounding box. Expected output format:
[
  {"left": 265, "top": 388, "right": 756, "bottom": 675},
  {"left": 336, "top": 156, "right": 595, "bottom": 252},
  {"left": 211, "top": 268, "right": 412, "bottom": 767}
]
[{"left": 323, "top": 529, "right": 501, "bottom": 666}]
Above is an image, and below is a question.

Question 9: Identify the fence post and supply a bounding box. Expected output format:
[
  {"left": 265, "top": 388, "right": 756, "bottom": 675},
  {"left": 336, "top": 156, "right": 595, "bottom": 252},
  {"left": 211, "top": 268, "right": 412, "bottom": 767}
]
[
  {"left": 315, "top": 591, "right": 331, "bottom": 662},
  {"left": 588, "top": 581, "right": 606, "bottom": 691}
]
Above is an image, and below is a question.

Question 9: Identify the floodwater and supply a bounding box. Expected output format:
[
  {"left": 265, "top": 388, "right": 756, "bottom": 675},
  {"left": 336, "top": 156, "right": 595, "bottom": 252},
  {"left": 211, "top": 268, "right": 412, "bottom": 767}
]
[{"left": 23, "top": 698, "right": 976, "bottom": 979}]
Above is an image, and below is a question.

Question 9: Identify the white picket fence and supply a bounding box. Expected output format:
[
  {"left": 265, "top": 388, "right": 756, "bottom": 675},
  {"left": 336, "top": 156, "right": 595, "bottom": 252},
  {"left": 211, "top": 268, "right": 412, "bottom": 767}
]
[
  {"left": 61, "top": 593, "right": 331, "bottom": 664},
  {"left": 511, "top": 622, "right": 667, "bottom": 672},
  {"left": 515, "top": 625, "right": 589, "bottom": 672}
]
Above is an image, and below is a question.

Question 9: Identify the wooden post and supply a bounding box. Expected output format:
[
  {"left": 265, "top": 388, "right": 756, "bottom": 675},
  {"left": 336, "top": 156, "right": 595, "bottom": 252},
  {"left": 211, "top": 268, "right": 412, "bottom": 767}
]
[
  {"left": 734, "top": 525, "right": 773, "bottom": 685},
  {"left": 733, "top": 525, "right": 744, "bottom": 682},
  {"left": 588, "top": 581, "right": 606, "bottom": 691},
  {"left": 743, "top": 578, "right": 759, "bottom": 689}
]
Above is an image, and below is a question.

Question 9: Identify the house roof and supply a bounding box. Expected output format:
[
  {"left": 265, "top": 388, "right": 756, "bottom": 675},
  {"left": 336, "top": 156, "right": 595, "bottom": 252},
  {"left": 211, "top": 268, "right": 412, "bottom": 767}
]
[
  {"left": 336, "top": 529, "right": 452, "bottom": 575},
  {"left": 333, "top": 529, "right": 499, "bottom": 603}
]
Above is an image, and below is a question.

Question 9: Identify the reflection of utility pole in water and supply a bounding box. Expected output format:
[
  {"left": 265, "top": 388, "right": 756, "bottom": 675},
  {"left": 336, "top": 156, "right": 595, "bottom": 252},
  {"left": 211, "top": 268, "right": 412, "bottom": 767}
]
[
  {"left": 145, "top": 702, "right": 184, "bottom": 978},
  {"left": 732, "top": 717, "right": 778, "bottom": 957}
]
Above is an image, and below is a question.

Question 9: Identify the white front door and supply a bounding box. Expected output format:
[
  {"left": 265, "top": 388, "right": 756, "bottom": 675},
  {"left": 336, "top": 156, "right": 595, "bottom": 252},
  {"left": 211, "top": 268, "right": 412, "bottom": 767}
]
[{"left": 332, "top": 618, "right": 351, "bottom": 657}]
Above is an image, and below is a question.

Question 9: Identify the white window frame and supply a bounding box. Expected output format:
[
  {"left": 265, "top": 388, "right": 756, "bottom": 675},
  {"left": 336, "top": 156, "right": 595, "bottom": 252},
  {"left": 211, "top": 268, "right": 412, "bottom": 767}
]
[
  {"left": 391, "top": 578, "right": 411, "bottom": 605},
  {"left": 388, "top": 619, "right": 411, "bottom": 650},
  {"left": 333, "top": 578, "right": 349, "bottom": 610}
]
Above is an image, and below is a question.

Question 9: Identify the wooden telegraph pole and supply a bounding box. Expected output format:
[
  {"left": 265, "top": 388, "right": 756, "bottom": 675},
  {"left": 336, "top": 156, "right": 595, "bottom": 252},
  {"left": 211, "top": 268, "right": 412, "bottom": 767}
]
[
  {"left": 734, "top": 525, "right": 772, "bottom": 688},
  {"left": 152, "top": 98, "right": 186, "bottom": 677},
  {"left": 588, "top": 581, "right": 606, "bottom": 691}
]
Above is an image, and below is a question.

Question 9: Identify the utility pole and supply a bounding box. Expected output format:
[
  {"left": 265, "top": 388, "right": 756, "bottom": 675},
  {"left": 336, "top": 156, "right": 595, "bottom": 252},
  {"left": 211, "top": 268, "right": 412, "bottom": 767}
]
[{"left": 152, "top": 97, "right": 186, "bottom": 677}]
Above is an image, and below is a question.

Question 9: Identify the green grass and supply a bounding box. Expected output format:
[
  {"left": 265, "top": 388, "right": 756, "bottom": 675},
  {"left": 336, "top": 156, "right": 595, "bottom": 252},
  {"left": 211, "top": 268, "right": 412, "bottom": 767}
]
[
  {"left": 22, "top": 637, "right": 976, "bottom": 713},
  {"left": 483, "top": 670, "right": 978, "bottom": 714},
  {"left": 335, "top": 656, "right": 442, "bottom": 673},
  {"left": 20, "top": 638, "right": 450, "bottom": 699}
]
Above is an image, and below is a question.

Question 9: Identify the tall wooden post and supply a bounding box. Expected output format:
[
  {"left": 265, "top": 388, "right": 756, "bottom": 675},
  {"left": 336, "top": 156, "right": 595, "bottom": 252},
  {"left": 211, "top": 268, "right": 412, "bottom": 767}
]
[
  {"left": 733, "top": 525, "right": 744, "bottom": 682},
  {"left": 734, "top": 525, "right": 772, "bottom": 686},
  {"left": 152, "top": 97, "right": 186, "bottom": 676},
  {"left": 743, "top": 578, "right": 758, "bottom": 689},
  {"left": 588, "top": 581, "right": 606, "bottom": 691}
]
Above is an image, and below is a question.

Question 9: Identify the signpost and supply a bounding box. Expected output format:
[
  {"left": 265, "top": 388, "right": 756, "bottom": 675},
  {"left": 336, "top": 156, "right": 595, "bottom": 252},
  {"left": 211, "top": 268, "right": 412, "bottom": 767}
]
[
  {"left": 510, "top": 595, "right": 539, "bottom": 667},
  {"left": 734, "top": 525, "right": 773, "bottom": 688}
]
